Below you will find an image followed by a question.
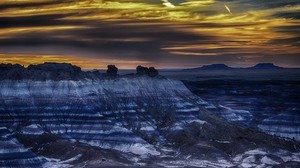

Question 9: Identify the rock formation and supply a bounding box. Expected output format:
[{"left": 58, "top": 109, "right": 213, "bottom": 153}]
[
  {"left": 106, "top": 65, "right": 118, "bottom": 75},
  {"left": 136, "top": 65, "right": 149, "bottom": 75},
  {"left": 0, "top": 62, "right": 299, "bottom": 167},
  {"left": 148, "top": 67, "right": 158, "bottom": 77},
  {"left": 136, "top": 65, "right": 158, "bottom": 77}
]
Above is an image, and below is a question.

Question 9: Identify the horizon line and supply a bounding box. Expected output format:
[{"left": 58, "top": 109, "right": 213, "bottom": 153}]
[{"left": 1, "top": 62, "right": 300, "bottom": 70}]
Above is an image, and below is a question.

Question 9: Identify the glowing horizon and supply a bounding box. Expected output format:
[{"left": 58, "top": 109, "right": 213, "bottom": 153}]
[{"left": 0, "top": 0, "right": 299, "bottom": 68}]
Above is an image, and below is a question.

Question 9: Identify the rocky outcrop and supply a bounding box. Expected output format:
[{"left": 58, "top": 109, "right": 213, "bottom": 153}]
[
  {"left": 106, "top": 65, "right": 118, "bottom": 75},
  {"left": 148, "top": 67, "right": 159, "bottom": 77},
  {"left": 0, "top": 77, "right": 206, "bottom": 156},
  {"left": 183, "top": 79, "right": 300, "bottom": 141},
  {"left": 136, "top": 65, "right": 158, "bottom": 77},
  {"left": 0, "top": 63, "right": 24, "bottom": 71},
  {"left": 0, "top": 63, "right": 26, "bottom": 80},
  {"left": 27, "top": 62, "right": 81, "bottom": 72},
  {"left": 0, "top": 63, "right": 161, "bottom": 80},
  {"left": 258, "top": 112, "right": 300, "bottom": 141},
  {"left": 0, "top": 62, "right": 85, "bottom": 80},
  {"left": 27, "top": 62, "right": 82, "bottom": 80},
  {"left": 0, "top": 127, "right": 46, "bottom": 167},
  {"left": 0, "top": 63, "right": 299, "bottom": 167},
  {"left": 136, "top": 65, "right": 149, "bottom": 75}
]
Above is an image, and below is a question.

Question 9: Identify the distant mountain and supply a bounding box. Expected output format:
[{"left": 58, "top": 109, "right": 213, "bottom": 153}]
[
  {"left": 246, "top": 63, "right": 283, "bottom": 70},
  {"left": 186, "top": 64, "right": 233, "bottom": 70},
  {"left": 185, "top": 63, "right": 289, "bottom": 71}
]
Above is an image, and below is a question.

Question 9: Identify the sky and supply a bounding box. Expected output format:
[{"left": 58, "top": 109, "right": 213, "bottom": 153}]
[{"left": 0, "top": 0, "right": 299, "bottom": 69}]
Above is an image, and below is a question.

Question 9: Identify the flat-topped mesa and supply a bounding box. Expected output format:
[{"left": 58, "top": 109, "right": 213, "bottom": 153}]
[
  {"left": 27, "top": 62, "right": 81, "bottom": 73},
  {"left": 0, "top": 63, "right": 25, "bottom": 71},
  {"left": 0, "top": 62, "right": 86, "bottom": 80},
  {"left": 250, "top": 63, "right": 283, "bottom": 70},
  {"left": 27, "top": 62, "right": 82, "bottom": 80},
  {"left": 0, "top": 63, "right": 26, "bottom": 80}
]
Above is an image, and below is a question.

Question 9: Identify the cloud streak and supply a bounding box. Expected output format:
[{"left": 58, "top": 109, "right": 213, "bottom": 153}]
[{"left": 0, "top": 0, "right": 299, "bottom": 68}]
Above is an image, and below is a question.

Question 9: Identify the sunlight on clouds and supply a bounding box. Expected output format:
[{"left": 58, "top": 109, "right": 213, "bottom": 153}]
[
  {"left": 224, "top": 4, "right": 232, "bottom": 15},
  {"left": 179, "top": 0, "right": 215, "bottom": 7},
  {"left": 0, "top": 0, "right": 47, "bottom": 3},
  {"left": 162, "top": 0, "right": 175, "bottom": 8},
  {"left": 0, "top": 0, "right": 299, "bottom": 67},
  {"left": 170, "top": 51, "right": 217, "bottom": 56},
  {"left": 0, "top": 26, "right": 88, "bottom": 39}
]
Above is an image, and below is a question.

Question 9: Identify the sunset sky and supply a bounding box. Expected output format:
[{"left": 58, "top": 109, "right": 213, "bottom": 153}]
[{"left": 0, "top": 0, "right": 299, "bottom": 69}]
